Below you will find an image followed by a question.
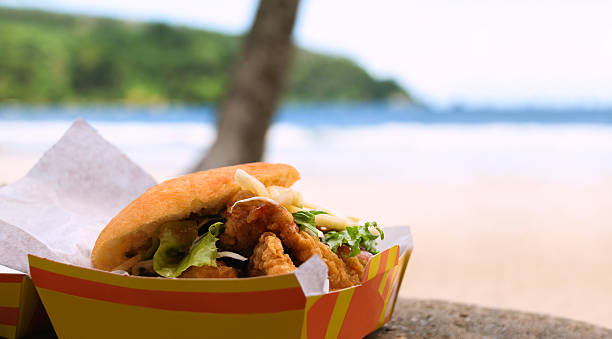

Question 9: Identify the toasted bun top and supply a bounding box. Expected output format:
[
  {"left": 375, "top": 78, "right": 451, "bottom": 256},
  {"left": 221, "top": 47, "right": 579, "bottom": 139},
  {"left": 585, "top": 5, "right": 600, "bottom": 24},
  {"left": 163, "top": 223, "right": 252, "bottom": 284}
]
[{"left": 91, "top": 162, "right": 300, "bottom": 271}]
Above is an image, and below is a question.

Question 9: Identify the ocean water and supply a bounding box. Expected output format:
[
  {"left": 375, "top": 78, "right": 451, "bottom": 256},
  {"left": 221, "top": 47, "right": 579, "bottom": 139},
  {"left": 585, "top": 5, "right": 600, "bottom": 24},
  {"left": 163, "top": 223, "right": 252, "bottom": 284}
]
[
  {"left": 1, "top": 104, "right": 612, "bottom": 182},
  {"left": 2, "top": 103, "right": 612, "bottom": 125}
]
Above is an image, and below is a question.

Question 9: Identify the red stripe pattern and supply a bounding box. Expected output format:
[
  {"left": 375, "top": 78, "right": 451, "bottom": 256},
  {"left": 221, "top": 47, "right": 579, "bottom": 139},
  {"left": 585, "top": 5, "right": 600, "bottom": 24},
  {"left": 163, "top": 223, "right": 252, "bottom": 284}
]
[
  {"left": 30, "top": 267, "right": 305, "bottom": 314},
  {"left": 0, "top": 306, "right": 19, "bottom": 326},
  {"left": 391, "top": 248, "right": 400, "bottom": 267},
  {"left": 307, "top": 293, "right": 339, "bottom": 339},
  {"left": 362, "top": 245, "right": 398, "bottom": 281},
  {"left": 376, "top": 250, "right": 390, "bottom": 276},
  {"left": 337, "top": 248, "right": 403, "bottom": 338},
  {"left": 0, "top": 274, "right": 23, "bottom": 283},
  {"left": 337, "top": 274, "right": 385, "bottom": 339}
]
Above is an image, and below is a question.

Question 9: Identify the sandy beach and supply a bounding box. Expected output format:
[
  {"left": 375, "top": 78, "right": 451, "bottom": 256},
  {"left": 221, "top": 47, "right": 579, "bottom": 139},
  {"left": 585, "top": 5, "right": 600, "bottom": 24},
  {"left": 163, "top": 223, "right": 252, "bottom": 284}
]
[
  {"left": 296, "top": 174, "right": 612, "bottom": 329},
  {"left": 2, "top": 130, "right": 611, "bottom": 329}
]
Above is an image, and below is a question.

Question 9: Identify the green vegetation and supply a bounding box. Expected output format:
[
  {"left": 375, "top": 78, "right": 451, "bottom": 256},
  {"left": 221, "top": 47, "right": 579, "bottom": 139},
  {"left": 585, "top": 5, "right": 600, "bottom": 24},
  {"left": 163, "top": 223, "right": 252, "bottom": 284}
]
[{"left": 0, "top": 7, "right": 412, "bottom": 104}]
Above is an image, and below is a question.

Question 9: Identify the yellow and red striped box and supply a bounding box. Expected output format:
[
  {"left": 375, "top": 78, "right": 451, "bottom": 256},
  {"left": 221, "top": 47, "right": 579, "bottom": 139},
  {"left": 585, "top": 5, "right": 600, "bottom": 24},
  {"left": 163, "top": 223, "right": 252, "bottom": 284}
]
[
  {"left": 28, "top": 244, "right": 411, "bottom": 339},
  {"left": 0, "top": 272, "right": 49, "bottom": 339}
]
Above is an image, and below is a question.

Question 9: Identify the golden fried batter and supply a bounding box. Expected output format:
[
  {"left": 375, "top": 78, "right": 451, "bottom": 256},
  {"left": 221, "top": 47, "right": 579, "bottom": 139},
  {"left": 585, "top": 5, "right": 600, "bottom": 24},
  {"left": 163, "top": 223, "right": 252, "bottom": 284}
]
[
  {"left": 337, "top": 245, "right": 372, "bottom": 284},
  {"left": 316, "top": 241, "right": 362, "bottom": 289},
  {"left": 179, "top": 261, "right": 238, "bottom": 278},
  {"left": 220, "top": 193, "right": 301, "bottom": 254},
  {"left": 356, "top": 250, "right": 373, "bottom": 268},
  {"left": 221, "top": 195, "right": 364, "bottom": 290},
  {"left": 249, "top": 232, "right": 296, "bottom": 276}
]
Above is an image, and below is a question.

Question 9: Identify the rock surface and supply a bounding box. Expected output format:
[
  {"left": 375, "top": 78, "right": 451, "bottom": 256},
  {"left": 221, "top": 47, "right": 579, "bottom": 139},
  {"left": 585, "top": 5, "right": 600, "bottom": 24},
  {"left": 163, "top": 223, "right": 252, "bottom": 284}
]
[
  {"left": 367, "top": 298, "right": 612, "bottom": 339},
  {"left": 24, "top": 298, "right": 612, "bottom": 338}
]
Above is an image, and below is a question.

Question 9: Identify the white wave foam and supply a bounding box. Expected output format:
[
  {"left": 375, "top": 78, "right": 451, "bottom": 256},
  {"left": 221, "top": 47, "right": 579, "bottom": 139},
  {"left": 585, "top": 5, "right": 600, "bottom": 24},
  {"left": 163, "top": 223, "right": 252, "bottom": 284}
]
[{"left": 2, "top": 120, "right": 612, "bottom": 182}]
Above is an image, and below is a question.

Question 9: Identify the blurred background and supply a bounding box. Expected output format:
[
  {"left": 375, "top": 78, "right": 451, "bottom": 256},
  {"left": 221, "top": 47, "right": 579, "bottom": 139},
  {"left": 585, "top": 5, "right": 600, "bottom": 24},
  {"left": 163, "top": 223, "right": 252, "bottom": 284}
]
[{"left": 1, "top": 0, "right": 611, "bottom": 328}]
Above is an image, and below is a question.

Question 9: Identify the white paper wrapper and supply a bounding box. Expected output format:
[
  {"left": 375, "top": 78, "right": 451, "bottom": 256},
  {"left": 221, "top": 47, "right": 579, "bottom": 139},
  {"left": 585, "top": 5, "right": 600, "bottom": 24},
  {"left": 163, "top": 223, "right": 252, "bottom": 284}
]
[
  {"left": 0, "top": 263, "right": 24, "bottom": 274},
  {"left": 0, "top": 119, "right": 156, "bottom": 273}
]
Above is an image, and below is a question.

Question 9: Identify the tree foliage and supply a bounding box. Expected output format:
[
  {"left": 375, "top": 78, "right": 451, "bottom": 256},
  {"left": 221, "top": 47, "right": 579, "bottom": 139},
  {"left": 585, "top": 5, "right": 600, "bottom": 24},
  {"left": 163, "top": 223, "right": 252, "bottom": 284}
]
[{"left": 0, "top": 7, "right": 412, "bottom": 104}]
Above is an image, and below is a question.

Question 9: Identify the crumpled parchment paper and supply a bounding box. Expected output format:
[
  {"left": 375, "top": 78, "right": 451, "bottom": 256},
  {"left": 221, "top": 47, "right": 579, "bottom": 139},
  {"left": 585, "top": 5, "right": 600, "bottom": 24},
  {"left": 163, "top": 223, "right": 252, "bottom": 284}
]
[{"left": 0, "top": 119, "right": 156, "bottom": 273}]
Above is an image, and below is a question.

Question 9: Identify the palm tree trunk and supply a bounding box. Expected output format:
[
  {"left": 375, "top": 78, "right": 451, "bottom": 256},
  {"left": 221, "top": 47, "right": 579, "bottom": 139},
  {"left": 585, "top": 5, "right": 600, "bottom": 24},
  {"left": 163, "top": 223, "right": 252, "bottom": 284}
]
[{"left": 192, "top": 0, "right": 300, "bottom": 171}]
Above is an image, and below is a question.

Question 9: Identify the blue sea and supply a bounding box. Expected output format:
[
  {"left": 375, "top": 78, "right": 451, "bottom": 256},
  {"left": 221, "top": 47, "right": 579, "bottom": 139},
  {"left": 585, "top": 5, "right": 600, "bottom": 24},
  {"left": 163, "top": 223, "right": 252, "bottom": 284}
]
[
  {"left": 1, "top": 103, "right": 612, "bottom": 182},
  {"left": 1, "top": 103, "right": 612, "bottom": 125}
]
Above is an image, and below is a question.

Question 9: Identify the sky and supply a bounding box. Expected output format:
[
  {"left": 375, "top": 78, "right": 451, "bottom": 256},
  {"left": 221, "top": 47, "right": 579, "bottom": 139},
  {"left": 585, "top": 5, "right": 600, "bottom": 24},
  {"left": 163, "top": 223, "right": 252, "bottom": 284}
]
[{"left": 3, "top": 0, "right": 612, "bottom": 107}]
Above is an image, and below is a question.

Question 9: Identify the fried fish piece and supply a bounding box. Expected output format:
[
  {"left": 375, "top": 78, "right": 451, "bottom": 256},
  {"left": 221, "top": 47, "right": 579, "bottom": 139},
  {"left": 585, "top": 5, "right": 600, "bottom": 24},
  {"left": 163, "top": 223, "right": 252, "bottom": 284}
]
[
  {"left": 275, "top": 229, "right": 358, "bottom": 289},
  {"left": 220, "top": 192, "right": 301, "bottom": 254},
  {"left": 316, "top": 241, "right": 362, "bottom": 289},
  {"left": 179, "top": 261, "right": 238, "bottom": 278},
  {"left": 221, "top": 195, "right": 362, "bottom": 289},
  {"left": 249, "top": 232, "right": 296, "bottom": 276},
  {"left": 337, "top": 245, "right": 373, "bottom": 284}
]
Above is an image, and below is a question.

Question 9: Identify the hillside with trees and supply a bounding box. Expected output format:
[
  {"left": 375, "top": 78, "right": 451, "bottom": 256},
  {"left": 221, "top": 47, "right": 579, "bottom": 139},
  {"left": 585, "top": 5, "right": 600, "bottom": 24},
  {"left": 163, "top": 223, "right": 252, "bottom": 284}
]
[{"left": 0, "top": 7, "right": 413, "bottom": 104}]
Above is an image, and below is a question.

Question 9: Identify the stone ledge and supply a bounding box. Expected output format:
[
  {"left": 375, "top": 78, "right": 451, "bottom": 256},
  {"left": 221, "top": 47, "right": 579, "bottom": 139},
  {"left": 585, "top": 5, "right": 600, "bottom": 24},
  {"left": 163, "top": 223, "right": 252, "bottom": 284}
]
[{"left": 367, "top": 298, "right": 611, "bottom": 339}]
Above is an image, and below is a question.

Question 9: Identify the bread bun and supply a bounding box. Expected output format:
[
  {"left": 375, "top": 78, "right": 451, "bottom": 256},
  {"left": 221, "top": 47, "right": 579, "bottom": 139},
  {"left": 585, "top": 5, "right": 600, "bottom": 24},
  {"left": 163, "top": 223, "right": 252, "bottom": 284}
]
[{"left": 91, "top": 162, "right": 300, "bottom": 271}]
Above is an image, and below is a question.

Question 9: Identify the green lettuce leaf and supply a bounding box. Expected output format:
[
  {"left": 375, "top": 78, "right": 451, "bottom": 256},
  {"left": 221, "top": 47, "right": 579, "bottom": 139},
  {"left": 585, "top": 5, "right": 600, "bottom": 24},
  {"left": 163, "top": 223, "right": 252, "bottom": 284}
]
[
  {"left": 292, "top": 210, "right": 327, "bottom": 237},
  {"left": 173, "top": 232, "right": 218, "bottom": 273},
  {"left": 359, "top": 221, "right": 384, "bottom": 254},
  {"left": 153, "top": 220, "right": 220, "bottom": 278},
  {"left": 208, "top": 221, "right": 225, "bottom": 237},
  {"left": 323, "top": 221, "right": 384, "bottom": 257}
]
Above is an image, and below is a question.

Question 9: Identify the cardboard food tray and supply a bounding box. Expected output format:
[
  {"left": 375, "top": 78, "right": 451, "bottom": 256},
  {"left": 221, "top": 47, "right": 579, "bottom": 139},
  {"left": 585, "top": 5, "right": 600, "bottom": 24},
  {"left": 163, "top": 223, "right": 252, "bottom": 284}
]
[
  {"left": 1, "top": 121, "right": 414, "bottom": 338},
  {"left": 0, "top": 269, "right": 49, "bottom": 339},
  {"left": 28, "top": 241, "right": 412, "bottom": 339}
]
